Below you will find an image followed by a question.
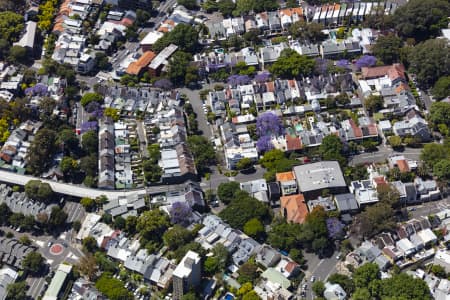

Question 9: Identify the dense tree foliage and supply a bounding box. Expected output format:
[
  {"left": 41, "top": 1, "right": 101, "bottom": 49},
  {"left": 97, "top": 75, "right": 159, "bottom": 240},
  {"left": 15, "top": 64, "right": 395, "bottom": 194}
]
[
  {"left": 233, "top": 0, "right": 278, "bottom": 15},
  {"left": 243, "top": 218, "right": 265, "bottom": 240},
  {"left": 217, "top": 182, "right": 241, "bottom": 204},
  {"left": 420, "top": 143, "right": 450, "bottom": 169},
  {"left": 95, "top": 273, "right": 133, "bottom": 300},
  {"left": 432, "top": 77, "right": 450, "bottom": 100},
  {"left": 24, "top": 180, "right": 55, "bottom": 203},
  {"left": 22, "top": 252, "right": 45, "bottom": 274},
  {"left": 319, "top": 135, "right": 346, "bottom": 167},
  {"left": 289, "top": 20, "right": 327, "bottom": 44},
  {"left": 393, "top": 0, "right": 450, "bottom": 41},
  {"left": 219, "top": 190, "right": 269, "bottom": 229},
  {"left": 407, "top": 39, "right": 450, "bottom": 87},
  {"left": 5, "top": 281, "right": 27, "bottom": 300},
  {"left": 270, "top": 49, "right": 315, "bottom": 79},
  {"left": 137, "top": 209, "right": 171, "bottom": 252},
  {"left": 187, "top": 135, "right": 216, "bottom": 174},
  {"left": 372, "top": 34, "right": 403, "bottom": 64},
  {"left": 204, "top": 244, "right": 230, "bottom": 275},
  {"left": 0, "top": 12, "right": 24, "bottom": 44},
  {"left": 81, "top": 92, "right": 103, "bottom": 107},
  {"left": 163, "top": 225, "right": 194, "bottom": 250},
  {"left": 429, "top": 101, "right": 450, "bottom": 127},
  {"left": 153, "top": 24, "right": 199, "bottom": 54},
  {"left": 167, "top": 51, "right": 198, "bottom": 86},
  {"left": 26, "top": 129, "right": 57, "bottom": 175}
]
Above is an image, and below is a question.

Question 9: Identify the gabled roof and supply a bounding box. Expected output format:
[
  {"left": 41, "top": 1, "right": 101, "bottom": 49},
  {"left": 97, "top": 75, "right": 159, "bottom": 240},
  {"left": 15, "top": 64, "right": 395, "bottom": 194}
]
[
  {"left": 280, "top": 194, "right": 308, "bottom": 224},
  {"left": 276, "top": 171, "right": 295, "bottom": 182}
]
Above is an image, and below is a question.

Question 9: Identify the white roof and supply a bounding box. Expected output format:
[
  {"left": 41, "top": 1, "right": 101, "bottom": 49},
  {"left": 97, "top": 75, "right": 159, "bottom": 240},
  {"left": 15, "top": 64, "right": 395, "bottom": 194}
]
[
  {"left": 173, "top": 250, "right": 200, "bottom": 278},
  {"left": 141, "top": 31, "right": 164, "bottom": 45},
  {"left": 76, "top": 213, "right": 101, "bottom": 240}
]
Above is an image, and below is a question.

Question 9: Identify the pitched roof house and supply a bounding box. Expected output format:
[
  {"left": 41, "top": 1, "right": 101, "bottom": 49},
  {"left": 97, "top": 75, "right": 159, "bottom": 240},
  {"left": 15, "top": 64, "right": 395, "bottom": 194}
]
[{"left": 280, "top": 194, "right": 308, "bottom": 224}]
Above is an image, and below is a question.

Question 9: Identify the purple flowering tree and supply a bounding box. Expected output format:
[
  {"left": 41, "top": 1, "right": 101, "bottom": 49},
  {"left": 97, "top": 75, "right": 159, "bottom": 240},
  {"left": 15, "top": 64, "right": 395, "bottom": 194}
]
[
  {"left": 336, "top": 59, "right": 350, "bottom": 69},
  {"left": 256, "top": 135, "right": 274, "bottom": 153},
  {"left": 85, "top": 101, "right": 101, "bottom": 113},
  {"left": 355, "top": 55, "right": 377, "bottom": 69},
  {"left": 227, "top": 75, "right": 251, "bottom": 86},
  {"left": 81, "top": 121, "right": 98, "bottom": 133},
  {"left": 256, "top": 112, "right": 284, "bottom": 137},
  {"left": 170, "top": 202, "right": 192, "bottom": 225},
  {"left": 326, "top": 217, "right": 345, "bottom": 239},
  {"left": 315, "top": 58, "right": 329, "bottom": 75},
  {"left": 154, "top": 78, "right": 173, "bottom": 90},
  {"left": 25, "top": 84, "right": 48, "bottom": 96},
  {"left": 254, "top": 72, "right": 271, "bottom": 83},
  {"left": 255, "top": 112, "right": 284, "bottom": 153}
]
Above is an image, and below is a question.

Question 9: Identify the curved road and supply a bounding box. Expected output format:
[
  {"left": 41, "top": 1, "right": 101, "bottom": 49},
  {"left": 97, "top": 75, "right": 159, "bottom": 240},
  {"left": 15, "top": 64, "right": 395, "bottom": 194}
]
[{"left": 0, "top": 170, "right": 182, "bottom": 199}]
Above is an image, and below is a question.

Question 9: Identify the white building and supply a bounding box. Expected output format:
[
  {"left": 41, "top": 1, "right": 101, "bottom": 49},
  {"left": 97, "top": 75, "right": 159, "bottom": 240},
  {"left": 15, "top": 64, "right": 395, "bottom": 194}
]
[{"left": 172, "top": 251, "right": 201, "bottom": 300}]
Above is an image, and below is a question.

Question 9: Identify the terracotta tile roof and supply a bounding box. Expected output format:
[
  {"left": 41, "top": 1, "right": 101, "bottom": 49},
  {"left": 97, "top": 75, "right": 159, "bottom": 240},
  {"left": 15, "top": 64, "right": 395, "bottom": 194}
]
[
  {"left": 285, "top": 261, "right": 299, "bottom": 273},
  {"left": 387, "top": 64, "right": 406, "bottom": 82},
  {"left": 126, "top": 51, "right": 156, "bottom": 75},
  {"left": 280, "top": 8, "right": 293, "bottom": 16},
  {"left": 291, "top": 7, "right": 303, "bottom": 16},
  {"left": 349, "top": 119, "right": 363, "bottom": 138},
  {"left": 361, "top": 65, "right": 392, "bottom": 79},
  {"left": 367, "top": 124, "right": 378, "bottom": 136},
  {"left": 266, "top": 81, "right": 275, "bottom": 92},
  {"left": 276, "top": 171, "right": 295, "bottom": 182},
  {"left": 288, "top": 79, "right": 296, "bottom": 88},
  {"left": 286, "top": 134, "right": 302, "bottom": 151},
  {"left": 396, "top": 159, "right": 410, "bottom": 173},
  {"left": 281, "top": 194, "right": 308, "bottom": 224},
  {"left": 395, "top": 82, "right": 409, "bottom": 94},
  {"left": 373, "top": 176, "right": 387, "bottom": 187}
]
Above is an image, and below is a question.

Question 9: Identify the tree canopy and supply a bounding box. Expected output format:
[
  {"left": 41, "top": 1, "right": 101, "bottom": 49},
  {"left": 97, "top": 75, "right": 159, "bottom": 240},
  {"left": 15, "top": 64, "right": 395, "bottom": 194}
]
[
  {"left": 319, "top": 135, "right": 346, "bottom": 167},
  {"left": 270, "top": 49, "right": 315, "bottom": 79},
  {"left": 372, "top": 34, "right": 403, "bottom": 65},
  {"left": 288, "top": 20, "right": 327, "bottom": 44},
  {"left": 95, "top": 273, "right": 133, "bottom": 300},
  {"left": 407, "top": 39, "right": 450, "bottom": 87},
  {"left": 153, "top": 24, "right": 199, "bottom": 54},
  {"left": 81, "top": 92, "right": 103, "bottom": 107},
  {"left": 217, "top": 181, "right": 241, "bottom": 204},
  {"left": 393, "top": 0, "right": 450, "bottom": 41},
  {"left": 26, "top": 128, "right": 57, "bottom": 175},
  {"left": 432, "top": 77, "right": 450, "bottom": 100},
  {"left": 136, "top": 209, "right": 170, "bottom": 251},
  {"left": 22, "top": 252, "right": 45, "bottom": 274},
  {"left": 219, "top": 190, "right": 269, "bottom": 229},
  {"left": 24, "top": 180, "right": 55, "bottom": 203},
  {"left": 0, "top": 12, "right": 24, "bottom": 44},
  {"left": 163, "top": 225, "right": 194, "bottom": 250}
]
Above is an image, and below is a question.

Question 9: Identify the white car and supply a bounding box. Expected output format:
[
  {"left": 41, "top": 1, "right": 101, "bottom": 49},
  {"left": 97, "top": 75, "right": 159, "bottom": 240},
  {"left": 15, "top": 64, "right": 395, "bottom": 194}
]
[{"left": 310, "top": 276, "right": 316, "bottom": 282}]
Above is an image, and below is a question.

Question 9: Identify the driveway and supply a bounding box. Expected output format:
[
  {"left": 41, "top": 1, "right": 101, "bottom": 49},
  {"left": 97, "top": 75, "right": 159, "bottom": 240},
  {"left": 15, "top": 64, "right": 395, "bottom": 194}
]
[{"left": 179, "top": 86, "right": 213, "bottom": 139}]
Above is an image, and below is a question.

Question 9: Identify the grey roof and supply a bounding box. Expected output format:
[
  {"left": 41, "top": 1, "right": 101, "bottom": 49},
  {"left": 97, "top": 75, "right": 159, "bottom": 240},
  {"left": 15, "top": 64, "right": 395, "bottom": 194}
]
[
  {"left": 293, "top": 161, "right": 346, "bottom": 193},
  {"left": 256, "top": 245, "right": 281, "bottom": 268},
  {"left": 334, "top": 193, "right": 359, "bottom": 211}
]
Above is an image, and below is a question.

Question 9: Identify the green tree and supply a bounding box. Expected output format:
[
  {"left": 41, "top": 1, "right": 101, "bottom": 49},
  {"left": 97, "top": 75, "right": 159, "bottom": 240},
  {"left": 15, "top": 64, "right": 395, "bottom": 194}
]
[
  {"left": 394, "top": 0, "right": 450, "bottom": 41},
  {"left": 217, "top": 0, "right": 235, "bottom": 16},
  {"left": 26, "top": 128, "right": 57, "bottom": 175},
  {"left": 312, "top": 281, "right": 325, "bottom": 297},
  {"left": 24, "top": 180, "right": 54, "bottom": 203},
  {"left": 379, "top": 273, "right": 432, "bottom": 300},
  {"left": 0, "top": 12, "right": 24, "bottom": 43},
  {"left": 420, "top": 143, "right": 449, "bottom": 168},
  {"left": 372, "top": 34, "right": 403, "bottom": 65},
  {"left": 408, "top": 39, "right": 450, "bottom": 87},
  {"left": 177, "top": 0, "right": 198, "bottom": 9},
  {"left": 237, "top": 261, "right": 258, "bottom": 284},
  {"left": 432, "top": 76, "right": 450, "bottom": 100},
  {"left": 125, "top": 215, "right": 138, "bottom": 235},
  {"left": 5, "top": 281, "right": 27, "bottom": 300},
  {"left": 353, "top": 263, "right": 380, "bottom": 289},
  {"left": 80, "top": 92, "right": 103, "bottom": 107},
  {"left": 48, "top": 206, "right": 68, "bottom": 229},
  {"left": 288, "top": 20, "right": 327, "bottom": 43},
  {"left": 153, "top": 24, "right": 199, "bottom": 54},
  {"left": 319, "top": 135, "right": 346, "bottom": 167},
  {"left": 187, "top": 135, "right": 216, "bottom": 173},
  {"left": 219, "top": 191, "right": 269, "bottom": 229},
  {"left": 82, "top": 130, "right": 98, "bottom": 155},
  {"left": 60, "top": 156, "right": 78, "bottom": 178},
  {"left": 430, "top": 264, "right": 447, "bottom": 278},
  {"left": 167, "top": 51, "right": 193, "bottom": 86},
  {"left": 236, "top": 157, "right": 254, "bottom": 170},
  {"left": 95, "top": 273, "right": 133, "bottom": 300},
  {"left": 80, "top": 197, "right": 95, "bottom": 211},
  {"left": 163, "top": 225, "right": 194, "bottom": 250},
  {"left": 19, "top": 235, "right": 31, "bottom": 245},
  {"left": 328, "top": 273, "right": 355, "bottom": 295},
  {"left": 8, "top": 45, "right": 27, "bottom": 64},
  {"left": 0, "top": 203, "right": 11, "bottom": 225},
  {"left": 217, "top": 182, "right": 241, "bottom": 204},
  {"left": 137, "top": 209, "right": 170, "bottom": 250},
  {"left": 114, "top": 216, "right": 126, "bottom": 230},
  {"left": 429, "top": 101, "right": 450, "bottom": 126},
  {"left": 243, "top": 218, "right": 265, "bottom": 240},
  {"left": 433, "top": 159, "right": 450, "bottom": 181},
  {"left": 77, "top": 252, "right": 99, "bottom": 280},
  {"left": 22, "top": 252, "right": 45, "bottom": 274},
  {"left": 352, "top": 288, "right": 371, "bottom": 300},
  {"left": 82, "top": 236, "right": 98, "bottom": 253},
  {"left": 104, "top": 107, "right": 120, "bottom": 122},
  {"left": 356, "top": 202, "right": 396, "bottom": 238},
  {"left": 388, "top": 135, "right": 402, "bottom": 148},
  {"left": 80, "top": 154, "right": 98, "bottom": 178},
  {"left": 270, "top": 49, "right": 315, "bottom": 79},
  {"left": 364, "top": 95, "right": 384, "bottom": 114}
]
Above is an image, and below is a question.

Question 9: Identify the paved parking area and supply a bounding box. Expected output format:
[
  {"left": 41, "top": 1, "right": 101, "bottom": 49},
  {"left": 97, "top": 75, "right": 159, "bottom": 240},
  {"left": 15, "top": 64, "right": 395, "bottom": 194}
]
[{"left": 64, "top": 201, "right": 85, "bottom": 223}]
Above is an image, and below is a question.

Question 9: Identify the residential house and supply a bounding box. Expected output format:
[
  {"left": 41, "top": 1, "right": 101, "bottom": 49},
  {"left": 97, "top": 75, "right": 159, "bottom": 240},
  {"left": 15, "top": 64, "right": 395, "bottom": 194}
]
[
  {"left": 334, "top": 193, "right": 359, "bottom": 213},
  {"left": 76, "top": 53, "right": 95, "bottom": 74},
  {"left": 98, "top": 117, "right": 115, "bottom": 189},
  {"left": 393, "top": 114, "right": 431, "bottom": 142},
  {"left": 232, "top": 237, "right": 261, "bottom": 266},
  {"left": 125, "top": 51, "right": 156, "bottom": 76},
  {"left": 148, "top": 44, "right": 178, "bottom": 76},
  {"left": 274, "top": 258, "right": 300, "bottom": 278},
  {"left": 256, "top": 245, "right": 281, "bottom": 268},
  {"left": 349, "top": 179, "right": 379, "bottom": 207},
  {"left": 276, "top": 171, "right": 297, "bottom": 196},
  {"left": 414, "top": 178, "right": 440, "bottom": 202},
  {"left": 13, "top": 21, "right": 37, "bottom": 50},
  {"left": 68, "top": 278, "right": 105, "bottom": 300},
  {"left": 308, "top": 196, "right": 336, "bottom": 212},
  {"left": 280, "top": 194, "right": 308, "bottom": 224},
  {"left": 240, "top": 179, "right": 268, "bottom": 202},
  {"left": 320, "top": 40, "right": 361, "bottom": 59},
  {"left": 434, "top": 249, "right": 450, "bottom": 273}
]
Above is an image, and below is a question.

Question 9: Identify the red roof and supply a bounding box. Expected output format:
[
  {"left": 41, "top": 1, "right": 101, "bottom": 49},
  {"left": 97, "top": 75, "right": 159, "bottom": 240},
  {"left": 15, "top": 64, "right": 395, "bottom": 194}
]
[
  {"left": 397, "top": 159, "right": 410, "bottom": 173},
  {"left": 281, "top": 194, "right": 308, "bottom": 224},
  {"left": 286, "top": 134, "right": 302, "bottom": 151}
]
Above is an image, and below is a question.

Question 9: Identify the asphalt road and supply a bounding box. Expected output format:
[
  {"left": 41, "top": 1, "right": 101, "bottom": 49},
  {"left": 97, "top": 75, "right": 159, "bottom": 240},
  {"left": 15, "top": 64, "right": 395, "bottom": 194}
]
[
  {"left": 301, "top": 250, "right": 340, "bottom": 300},
  {"left": 179, "top": 86, "right": 213, "bottom": 139},
  {"left": 64, "top": 201, "right": 86, "bottom": 223},
  {"left": 408, "top": 197, "right": 450, "bottom": 219},
  {"left": 349, "top": 146, "right": 422, "bottom": 166}
]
